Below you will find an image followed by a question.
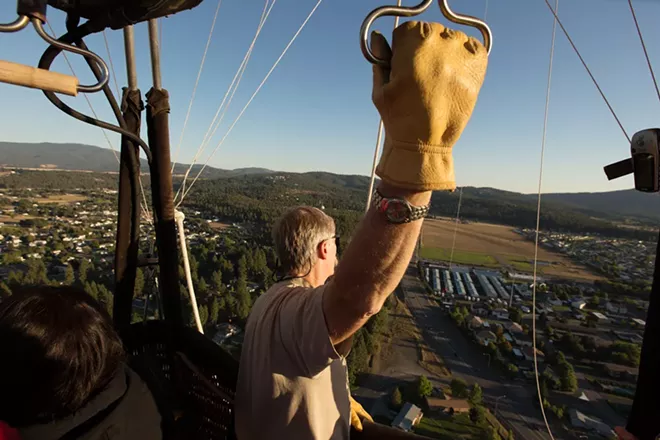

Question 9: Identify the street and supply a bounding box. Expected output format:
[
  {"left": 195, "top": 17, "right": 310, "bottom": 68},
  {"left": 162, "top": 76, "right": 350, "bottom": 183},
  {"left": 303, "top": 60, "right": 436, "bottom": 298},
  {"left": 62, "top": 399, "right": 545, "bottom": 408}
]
[{"left": 400, "top": 266, "right": 566, "bottom": 440}]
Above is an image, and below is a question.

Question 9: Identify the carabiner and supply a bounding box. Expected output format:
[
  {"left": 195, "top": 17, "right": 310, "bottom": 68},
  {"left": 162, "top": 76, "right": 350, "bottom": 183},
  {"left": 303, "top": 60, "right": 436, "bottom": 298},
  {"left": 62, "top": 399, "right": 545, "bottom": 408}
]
[{"left": 360, "top": 0, "right": 493, "bottom": 66}]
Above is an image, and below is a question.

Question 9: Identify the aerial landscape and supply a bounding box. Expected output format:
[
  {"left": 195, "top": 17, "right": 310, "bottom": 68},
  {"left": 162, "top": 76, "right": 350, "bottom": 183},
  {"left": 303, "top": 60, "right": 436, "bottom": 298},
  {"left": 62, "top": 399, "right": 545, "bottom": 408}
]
[
  {"left": 2, "top": 0, "right": 659, "bottom": 436},
  {"left": 0, "top": 141, "right": 654, "bottom": 439}
]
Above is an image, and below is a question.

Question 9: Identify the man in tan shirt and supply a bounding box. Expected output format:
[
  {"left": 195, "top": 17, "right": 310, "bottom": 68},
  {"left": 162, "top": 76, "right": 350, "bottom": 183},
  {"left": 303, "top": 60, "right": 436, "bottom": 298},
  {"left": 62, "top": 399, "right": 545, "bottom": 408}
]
[{"left": 235, "top": 21, "right": 488, "bottom": 439}]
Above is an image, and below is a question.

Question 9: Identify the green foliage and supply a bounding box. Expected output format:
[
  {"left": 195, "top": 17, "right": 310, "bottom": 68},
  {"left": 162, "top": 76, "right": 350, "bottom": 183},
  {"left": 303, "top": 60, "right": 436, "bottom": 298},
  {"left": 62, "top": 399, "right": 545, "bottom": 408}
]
[
  {"left": 210, "top": 297, "right": 220, "bottom": 324},
  {"left": 469, "top": 383, "right": 483, "bottom": 406},
  {"left": 199, "top": 305, "right": 209, "bottom": 327},
  {"left": 134, "top": 268, "right": 145, "bottom": 296},
  {"left": 78, "top": 259, "right": 90, "bottom": 285},
  {"left": 451, "top": 378, "right": 469, "bottom": 398},
  {"left": 390, "top": 387, "right": 403, "bottom": 410},
  {"left": 483, "top": 426, "right": 502, "bottom": 440},
  {"left": 64, "top": 264, "right": 75, "bottom": 286},
  {"left": 347, "top": 329, "right": 370, "bottom": 385},
  {"left": 235, "top": 277, "right": 252, "bottom": 320},
  {"left": 469, "top": 405, "right": 486, "bottom": 425},
  {"left": 0, "top": 281, "right": 12, "bottom": 298},
  {"left": 509, "top": 308, "right": 523, "bottom": 324},
  {"left": 417, "top": 375, "right": 433, "bottom": 399}
]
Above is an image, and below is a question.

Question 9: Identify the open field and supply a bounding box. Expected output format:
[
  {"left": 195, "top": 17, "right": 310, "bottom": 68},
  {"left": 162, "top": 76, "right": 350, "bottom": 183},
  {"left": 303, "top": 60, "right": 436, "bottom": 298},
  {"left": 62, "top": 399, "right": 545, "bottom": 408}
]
[
  {"left": 421, "top": 218, "right": 603, "bottom": 282},
  {"left": 30, "top": 194, "right": 87, "bottom": 204},
  {"left": 0, "top": 214, "right": 37, "bottom": 224},
  {"left": 209, "top": 222, "right": 231, "bottom": 230}
]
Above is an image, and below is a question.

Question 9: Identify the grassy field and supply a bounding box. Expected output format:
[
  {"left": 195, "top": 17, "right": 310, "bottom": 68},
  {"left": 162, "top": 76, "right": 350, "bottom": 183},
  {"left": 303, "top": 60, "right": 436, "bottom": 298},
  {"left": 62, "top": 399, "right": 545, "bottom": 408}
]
[
  {"left": 414, "top": 413, "right": 485, "bottom": 439},
  {"left": 421, "top": 218, "right": 603, "bottom": 282}
]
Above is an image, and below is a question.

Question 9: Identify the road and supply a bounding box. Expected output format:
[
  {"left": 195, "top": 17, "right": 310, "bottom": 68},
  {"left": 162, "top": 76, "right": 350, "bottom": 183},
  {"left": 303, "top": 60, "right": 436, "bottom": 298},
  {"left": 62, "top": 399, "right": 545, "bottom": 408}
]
[{"left": 400, "top": 266, "right": 567, "bottom": 440}]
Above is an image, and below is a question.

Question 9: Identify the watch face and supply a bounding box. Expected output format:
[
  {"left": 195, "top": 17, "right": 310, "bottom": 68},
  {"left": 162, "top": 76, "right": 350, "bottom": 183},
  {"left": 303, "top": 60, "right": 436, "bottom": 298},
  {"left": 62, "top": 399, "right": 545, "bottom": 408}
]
[{"left": 386, "top": 199, "right": 411, "bottom": 223}]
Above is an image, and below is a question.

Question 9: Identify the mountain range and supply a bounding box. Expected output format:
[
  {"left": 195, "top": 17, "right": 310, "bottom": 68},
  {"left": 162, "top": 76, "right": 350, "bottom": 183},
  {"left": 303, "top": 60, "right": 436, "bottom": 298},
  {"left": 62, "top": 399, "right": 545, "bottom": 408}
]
[
  {"left": 0, "top": 142, "right": 271, "bottom": 179},
  {"left": 2, "top": 141, "right": 660, "bottom": 226}
]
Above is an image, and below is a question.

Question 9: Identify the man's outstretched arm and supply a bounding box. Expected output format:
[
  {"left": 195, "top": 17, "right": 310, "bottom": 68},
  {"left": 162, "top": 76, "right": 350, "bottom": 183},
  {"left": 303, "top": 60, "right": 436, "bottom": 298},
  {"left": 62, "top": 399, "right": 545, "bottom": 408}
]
[{"left": 323, "top": 22, "right": 488, "bottom": 345}]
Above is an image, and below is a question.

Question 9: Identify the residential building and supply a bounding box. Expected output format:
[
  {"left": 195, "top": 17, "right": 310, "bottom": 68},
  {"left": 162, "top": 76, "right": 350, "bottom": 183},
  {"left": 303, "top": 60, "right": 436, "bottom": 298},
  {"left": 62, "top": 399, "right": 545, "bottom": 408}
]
[{"left": 391, "top": 402, "right": 423, "bottom": 432}]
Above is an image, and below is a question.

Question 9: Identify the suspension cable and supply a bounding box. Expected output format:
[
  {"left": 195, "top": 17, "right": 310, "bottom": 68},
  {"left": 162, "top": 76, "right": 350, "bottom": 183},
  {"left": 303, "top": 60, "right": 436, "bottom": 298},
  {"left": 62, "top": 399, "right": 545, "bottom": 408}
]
[
  {"left": 174, "top": 0, "right": 275, "bottom": 204},
  {"left": 532, "top": 1, "right": 559, "bottom": 438},
  {"left": 46, "top": 22, "right": 152, "bottom": 224},
  {"left": 178, "top": 0, "right": 325, "bottom": 204},
  {"left": 627, "top": 0, "right": 660, "bottom": 106},
  {"left": 448, "top": 187, "right": 463, "bottom": 269},
  {"left": 542, "top": 0, "right": 629, "bottom": 143},
  {"left": 171, "top": 0, "right": 224, "bottom": 173},
  {"left": 102, "top": 30, "right": 121, "bottom": 99},
  {"left": 365, "top": 0, "right": 402, "bottom": 212}
]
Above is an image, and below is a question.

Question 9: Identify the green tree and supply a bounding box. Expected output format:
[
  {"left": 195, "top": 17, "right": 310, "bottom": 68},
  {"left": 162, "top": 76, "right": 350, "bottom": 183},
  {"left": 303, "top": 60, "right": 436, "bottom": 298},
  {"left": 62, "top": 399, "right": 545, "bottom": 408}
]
[
  {"left": 0, "top": 281, "right": 12, "bottom": 298},
  {"left": 84, "top": 281, "right": 98, "bottom": 300},
  {"left": 134, "top": 268, "right": 145, "bottom": 295},
  {"left": 79, "top": 259, "right": 90, "bottom": 285},
  {"left": 469, "top": 405, "right": 485, "bottom": 424},
  {"left": 64, "top": 264, "right": 75, "bottom": 286},
  {"left": 509, "top": 307, "right": 523, "bottom": 324},
  {"left": 199, "top": 305, "right": 209, "bottom": 327},
  {"left": 235, "top": 276, "right": 252, "bottom": 319},
  {"left": 469, "top": 383, "right": 483, "bottom": 406},
  {"left": 484, "top": 426, "right": 502, "bottom": 440},
  {"left": 390, "top": 387, "right": 403, "bottom": 410},
  {"left": 451, "top": 378, "right": 469, "bottom": 398},
  {"left": 211, "top": 270, "right": 223, "bottom": 292},
  {"left": 197, "top": 277, "right": 209, "bottom": 296},
  {"left": 417, "top": 375, "right": 433, "bottom": 399},
  {"left": 210, "top": 297, "right": 220, "bottom": 324}
]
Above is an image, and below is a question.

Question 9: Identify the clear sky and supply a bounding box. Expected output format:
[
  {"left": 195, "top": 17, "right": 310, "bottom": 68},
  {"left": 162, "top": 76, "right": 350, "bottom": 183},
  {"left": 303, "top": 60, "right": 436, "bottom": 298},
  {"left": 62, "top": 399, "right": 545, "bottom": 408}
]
[{"left": 1, "top": 0, "right": 659, "bottom": 194}]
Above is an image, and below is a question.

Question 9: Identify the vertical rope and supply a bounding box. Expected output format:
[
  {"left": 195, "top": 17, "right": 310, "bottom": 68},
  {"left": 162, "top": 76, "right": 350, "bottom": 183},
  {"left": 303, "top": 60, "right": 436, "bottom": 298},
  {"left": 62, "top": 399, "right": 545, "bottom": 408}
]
[
  {"left": 532, "top": 1, "right": 559, "bottom": 438},
  {"left": 542, "top": 0, "right": 629, "bottom": 143},
  {"left": 365, "top": 0, "right": 403, "bottom": 212},
  {"left": 448, "top": 187, "right": 463, "bottom": 269},
  {"left": 171, "top": 0, "right": 224, "bottom": 173},
  {"left": 627, "top": 0, "right": 660, "bottom": 105}
]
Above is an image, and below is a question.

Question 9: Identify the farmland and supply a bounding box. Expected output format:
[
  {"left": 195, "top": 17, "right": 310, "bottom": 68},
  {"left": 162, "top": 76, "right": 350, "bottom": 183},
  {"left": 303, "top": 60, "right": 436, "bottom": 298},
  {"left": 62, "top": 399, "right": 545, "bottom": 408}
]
[{"left": 421, "top": 218, "right": 603, "bottom": 282}]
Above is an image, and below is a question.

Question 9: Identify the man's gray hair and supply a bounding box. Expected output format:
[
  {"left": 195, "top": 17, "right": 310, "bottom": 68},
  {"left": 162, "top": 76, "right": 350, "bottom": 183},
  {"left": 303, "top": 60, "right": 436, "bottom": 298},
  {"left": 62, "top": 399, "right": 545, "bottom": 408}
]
[{"left": 273, "top": 206, "right": 335, "bottom": 276}]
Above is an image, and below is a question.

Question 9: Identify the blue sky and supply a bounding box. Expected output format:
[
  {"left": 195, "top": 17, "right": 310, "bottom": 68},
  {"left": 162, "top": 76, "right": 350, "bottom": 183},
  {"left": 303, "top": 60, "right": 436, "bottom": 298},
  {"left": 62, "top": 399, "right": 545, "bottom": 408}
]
[{"left": 1, "top": 0, "right": 659, "bottom": 194}]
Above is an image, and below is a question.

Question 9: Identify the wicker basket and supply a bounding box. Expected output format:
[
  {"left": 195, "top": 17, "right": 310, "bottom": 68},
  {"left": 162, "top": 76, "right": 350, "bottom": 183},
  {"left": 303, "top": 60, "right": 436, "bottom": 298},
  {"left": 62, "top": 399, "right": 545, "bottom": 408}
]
[{"left": 121, "top": 321, "right": 239, "bottom": 440}]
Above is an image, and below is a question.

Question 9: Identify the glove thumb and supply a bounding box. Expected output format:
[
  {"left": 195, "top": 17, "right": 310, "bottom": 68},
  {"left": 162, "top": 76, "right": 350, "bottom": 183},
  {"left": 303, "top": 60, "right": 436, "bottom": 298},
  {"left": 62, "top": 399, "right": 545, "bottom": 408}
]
[{"left": 371, "top": 31, "right": 392, "bottom": 90}]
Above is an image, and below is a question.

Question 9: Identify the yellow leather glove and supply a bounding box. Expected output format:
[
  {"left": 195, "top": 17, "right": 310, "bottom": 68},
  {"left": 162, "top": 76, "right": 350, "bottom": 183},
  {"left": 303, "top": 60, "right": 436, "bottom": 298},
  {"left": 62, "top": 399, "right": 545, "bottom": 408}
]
[
  {"left": 372, "top": 21, "right": 488, "bottom": 191},
  {"left": 349, "top": 395, "right": 373, "bottom": 432}
]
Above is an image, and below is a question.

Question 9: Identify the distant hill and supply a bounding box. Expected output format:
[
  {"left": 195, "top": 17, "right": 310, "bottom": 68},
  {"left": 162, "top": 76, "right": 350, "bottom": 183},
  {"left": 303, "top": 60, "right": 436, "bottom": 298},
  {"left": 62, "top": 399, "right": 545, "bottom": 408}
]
[
  {"left": 2, "top": 141, "right": 659, "bottom": 237},
  {"left": 0, "top": 142, "right": 272, "bottom": 179}
]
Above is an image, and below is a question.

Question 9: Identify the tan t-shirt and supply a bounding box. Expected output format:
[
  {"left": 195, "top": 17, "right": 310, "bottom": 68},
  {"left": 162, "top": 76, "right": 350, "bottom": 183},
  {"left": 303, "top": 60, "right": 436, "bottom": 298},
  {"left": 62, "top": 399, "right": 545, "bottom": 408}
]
[{"left": 235, "top": 279, "right": 351, "bottom": 440}]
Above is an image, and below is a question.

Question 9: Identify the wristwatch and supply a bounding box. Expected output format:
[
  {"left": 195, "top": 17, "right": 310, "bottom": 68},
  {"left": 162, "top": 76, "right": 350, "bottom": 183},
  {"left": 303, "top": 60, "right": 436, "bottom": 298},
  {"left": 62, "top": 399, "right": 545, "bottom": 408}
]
[{"left": 371, "top": 189, "right": 431, "bottom": 224}]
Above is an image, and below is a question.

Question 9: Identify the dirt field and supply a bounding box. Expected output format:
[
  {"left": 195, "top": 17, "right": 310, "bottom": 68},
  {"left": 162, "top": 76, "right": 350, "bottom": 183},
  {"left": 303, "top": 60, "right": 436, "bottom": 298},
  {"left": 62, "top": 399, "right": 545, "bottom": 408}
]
[
  {"left": 209, "top": 222, "right": 230, "bottom": 230},
  {"left": 31, "top": 194, "right": 87, "bottom": 204},
  {"left": 421, "top": 218, "right": 603, "bottom": 282}
]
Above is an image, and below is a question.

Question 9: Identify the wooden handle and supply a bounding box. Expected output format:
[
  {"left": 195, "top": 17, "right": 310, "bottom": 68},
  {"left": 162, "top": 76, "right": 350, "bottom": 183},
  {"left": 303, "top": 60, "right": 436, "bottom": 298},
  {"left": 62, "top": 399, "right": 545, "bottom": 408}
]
[{"left": 0, "top": 60, "right": 78, "bottom": 96}]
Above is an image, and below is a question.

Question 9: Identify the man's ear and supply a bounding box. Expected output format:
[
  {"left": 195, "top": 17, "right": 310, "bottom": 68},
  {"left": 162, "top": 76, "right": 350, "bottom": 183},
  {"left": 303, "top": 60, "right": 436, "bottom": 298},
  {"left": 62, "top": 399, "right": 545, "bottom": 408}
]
[{"left": 318, "top": 239, "right": 329, "bottom": 261}]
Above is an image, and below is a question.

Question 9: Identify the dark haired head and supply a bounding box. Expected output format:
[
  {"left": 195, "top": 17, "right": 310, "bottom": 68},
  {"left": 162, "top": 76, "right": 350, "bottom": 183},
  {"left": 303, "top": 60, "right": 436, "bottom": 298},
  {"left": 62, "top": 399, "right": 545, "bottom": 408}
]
[{"left": 0, "top": 286, "right": 125, "bottom": 427}]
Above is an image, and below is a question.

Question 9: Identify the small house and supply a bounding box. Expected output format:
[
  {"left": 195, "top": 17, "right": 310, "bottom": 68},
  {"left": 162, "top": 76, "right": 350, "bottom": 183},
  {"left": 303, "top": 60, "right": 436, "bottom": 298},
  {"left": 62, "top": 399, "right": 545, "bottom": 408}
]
[{"left": 391, "top": 402, "right": 423, "bottom": 432}]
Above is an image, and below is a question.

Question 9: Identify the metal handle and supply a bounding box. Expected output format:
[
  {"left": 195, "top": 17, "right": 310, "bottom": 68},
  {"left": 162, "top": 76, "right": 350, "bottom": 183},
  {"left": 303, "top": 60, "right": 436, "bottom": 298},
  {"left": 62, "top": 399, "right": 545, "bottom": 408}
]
[
  {"left": 0, "top": 15, "right": 29, "bottom": 32},
  {"left": 32, "top": 18, "right": 109, "bottom": 93},
  {"left": 360, "top": 0, "right": 493, "bottom": 66},
  {"left": 360, "top": 0, "right": 434, "bottom": 66},
  {"left": 439, "top": 0, "right": 492, "bottom": 55}
]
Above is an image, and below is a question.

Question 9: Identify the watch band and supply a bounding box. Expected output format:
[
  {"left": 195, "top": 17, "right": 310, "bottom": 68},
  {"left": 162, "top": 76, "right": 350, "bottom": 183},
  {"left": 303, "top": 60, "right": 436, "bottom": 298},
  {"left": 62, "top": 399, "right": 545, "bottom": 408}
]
[{"left": 371, "top": 189, "right": 431, "bottom": 223}]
